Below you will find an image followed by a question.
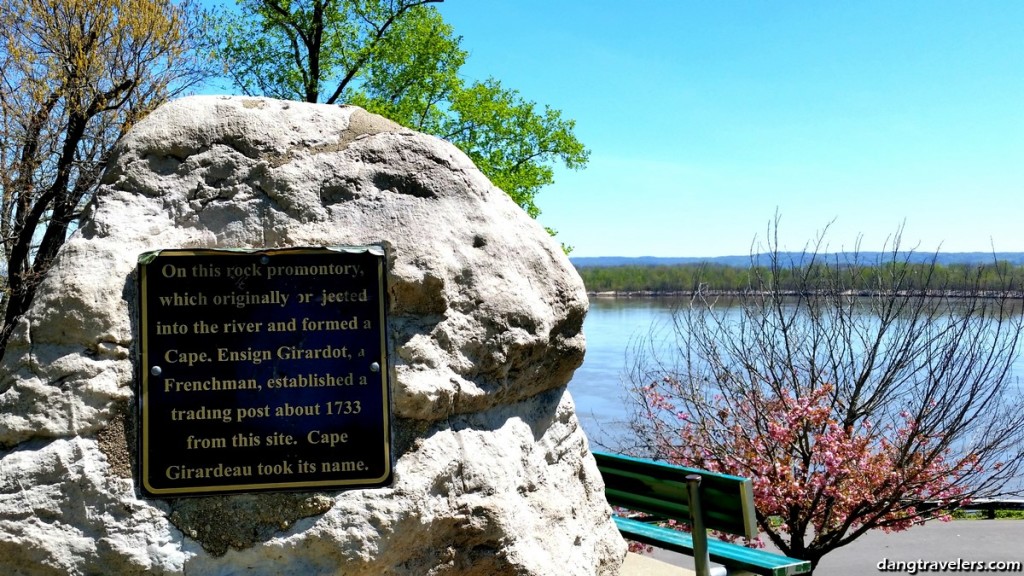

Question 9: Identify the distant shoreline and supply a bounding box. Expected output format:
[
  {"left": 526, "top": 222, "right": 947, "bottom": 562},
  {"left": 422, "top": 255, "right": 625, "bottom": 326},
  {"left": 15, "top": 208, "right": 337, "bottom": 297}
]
[
  {"left": 587, "top": 289, "right": 1024, "bottom": 299},
  {"left": 572, "top": 252, "right": 1024, "bottom": 269}
]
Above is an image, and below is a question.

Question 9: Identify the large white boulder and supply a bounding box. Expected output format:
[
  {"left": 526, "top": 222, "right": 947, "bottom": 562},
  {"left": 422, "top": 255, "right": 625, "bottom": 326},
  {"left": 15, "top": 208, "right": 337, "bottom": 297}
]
[{"left": 0, "top": 96, "right": 625, "bottom": 575}]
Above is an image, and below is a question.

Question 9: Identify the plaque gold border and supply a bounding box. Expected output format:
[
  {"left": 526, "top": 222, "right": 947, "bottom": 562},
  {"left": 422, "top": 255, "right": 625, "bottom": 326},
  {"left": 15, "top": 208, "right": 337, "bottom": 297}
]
[{"left": 138, "top": 247, "right": 392, "bottom": 496}]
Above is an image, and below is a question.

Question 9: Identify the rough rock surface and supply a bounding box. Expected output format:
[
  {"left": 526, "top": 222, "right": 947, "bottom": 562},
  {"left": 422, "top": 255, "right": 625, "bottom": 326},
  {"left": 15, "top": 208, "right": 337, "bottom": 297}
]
[{"left": 0, "top": 96, "right": 625, "bottom": 575}]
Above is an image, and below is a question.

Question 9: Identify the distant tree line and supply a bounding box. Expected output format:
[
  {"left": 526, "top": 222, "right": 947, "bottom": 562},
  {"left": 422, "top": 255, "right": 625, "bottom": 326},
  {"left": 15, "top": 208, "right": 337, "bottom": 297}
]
[{"left": 576, "top": 259, "right": 1024, "bottom": 295}]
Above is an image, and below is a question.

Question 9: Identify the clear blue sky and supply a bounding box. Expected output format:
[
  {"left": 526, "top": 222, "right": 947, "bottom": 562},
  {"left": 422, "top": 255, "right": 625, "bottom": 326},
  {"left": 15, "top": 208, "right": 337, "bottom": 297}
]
[{"left": 437, "top": 1, "right": 1023, "bottom": 257}]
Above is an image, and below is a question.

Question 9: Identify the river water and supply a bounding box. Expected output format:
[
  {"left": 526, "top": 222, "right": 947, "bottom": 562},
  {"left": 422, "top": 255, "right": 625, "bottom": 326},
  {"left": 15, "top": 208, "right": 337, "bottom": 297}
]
[
  {"left": 568, "top": 297, "right": 681, "bottom": 450},
  {"left": 567, "top": 295, "right": 1024, "bottom": 452}
]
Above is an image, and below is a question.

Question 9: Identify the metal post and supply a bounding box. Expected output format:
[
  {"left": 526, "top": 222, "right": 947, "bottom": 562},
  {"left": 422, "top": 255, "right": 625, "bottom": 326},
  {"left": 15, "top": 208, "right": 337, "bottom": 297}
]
[{"left": 686, "top": 474, "right": 711, "bottom": 576}]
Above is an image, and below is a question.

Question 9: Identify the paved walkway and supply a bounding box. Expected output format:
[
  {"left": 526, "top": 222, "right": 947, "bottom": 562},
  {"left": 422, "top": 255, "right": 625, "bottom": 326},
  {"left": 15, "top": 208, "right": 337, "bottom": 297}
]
[
  {"left": 618, "top": 553, "right": 700, "bottom": 573},
  {"left": 622, "top": 552, "right": 696, "bottom": 575},
  {"left": 624, "top": 520, "right": 1024, "bottom": 576}
]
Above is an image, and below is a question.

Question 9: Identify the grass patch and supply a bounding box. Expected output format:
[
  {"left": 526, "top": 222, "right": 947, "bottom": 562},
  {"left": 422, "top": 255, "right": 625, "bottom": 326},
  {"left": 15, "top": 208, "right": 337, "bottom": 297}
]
[{"left": 952, "top": 509, "right": 1024, "bottom": 520}]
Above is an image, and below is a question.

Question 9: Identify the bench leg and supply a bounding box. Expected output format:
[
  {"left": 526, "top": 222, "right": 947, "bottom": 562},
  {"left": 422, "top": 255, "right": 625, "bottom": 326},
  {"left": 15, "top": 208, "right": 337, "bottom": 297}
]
[{"left": 686, "top": 474, "right": 713, "bottom": 576}]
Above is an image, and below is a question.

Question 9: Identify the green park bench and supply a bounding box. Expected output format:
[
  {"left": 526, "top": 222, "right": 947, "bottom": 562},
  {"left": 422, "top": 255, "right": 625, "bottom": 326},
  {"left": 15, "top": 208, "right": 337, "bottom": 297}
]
[{"left": 593, "top": 451, "right": 811, "bottom": 576}]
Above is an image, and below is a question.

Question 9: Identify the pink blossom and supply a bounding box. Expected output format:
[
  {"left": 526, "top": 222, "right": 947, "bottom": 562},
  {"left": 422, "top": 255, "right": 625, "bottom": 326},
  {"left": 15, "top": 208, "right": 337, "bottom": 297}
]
[{"left": 637, "top": 380, "right": 977, "bottom": 556}]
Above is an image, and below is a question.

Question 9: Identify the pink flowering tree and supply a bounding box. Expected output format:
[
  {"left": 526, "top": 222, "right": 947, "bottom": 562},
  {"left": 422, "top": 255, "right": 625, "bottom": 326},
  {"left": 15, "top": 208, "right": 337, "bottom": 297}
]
[{"left": 626, "top": 227, "right": 1024, "bottom": 570}]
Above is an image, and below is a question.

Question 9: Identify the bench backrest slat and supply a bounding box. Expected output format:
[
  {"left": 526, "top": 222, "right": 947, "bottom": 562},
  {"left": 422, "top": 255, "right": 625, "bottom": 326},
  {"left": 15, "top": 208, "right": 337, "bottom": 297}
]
[{"left": 594, "top": 451, "right": 758, "bottom": 539}]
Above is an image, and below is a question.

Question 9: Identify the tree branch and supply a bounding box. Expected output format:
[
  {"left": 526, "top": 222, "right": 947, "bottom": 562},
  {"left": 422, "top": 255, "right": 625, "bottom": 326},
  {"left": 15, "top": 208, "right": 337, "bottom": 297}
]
[{"left": 324, "top": 0, "right": 442, "bottom": 105}]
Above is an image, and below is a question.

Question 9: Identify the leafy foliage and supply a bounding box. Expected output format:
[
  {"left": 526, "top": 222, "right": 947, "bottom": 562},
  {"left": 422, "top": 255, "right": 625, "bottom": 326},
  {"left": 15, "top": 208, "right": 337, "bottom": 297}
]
[
  {"left": 208, "top": 0, "right": 588, "bottom": 218},
  {"left": 0, "top": 0, "right": 210, "bottom": 358}
]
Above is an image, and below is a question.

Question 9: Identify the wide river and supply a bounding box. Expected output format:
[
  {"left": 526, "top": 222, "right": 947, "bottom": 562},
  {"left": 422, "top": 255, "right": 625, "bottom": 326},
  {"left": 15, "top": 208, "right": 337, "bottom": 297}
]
[{"left": 567, "top": 296, "right": 1024, "bottom": 452}]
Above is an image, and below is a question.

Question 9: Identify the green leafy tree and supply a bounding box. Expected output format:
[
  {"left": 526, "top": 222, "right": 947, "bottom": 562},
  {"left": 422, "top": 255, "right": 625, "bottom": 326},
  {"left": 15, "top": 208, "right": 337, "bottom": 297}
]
[{"left": 208, "top": 0, "right": 588, "bottom": 219}]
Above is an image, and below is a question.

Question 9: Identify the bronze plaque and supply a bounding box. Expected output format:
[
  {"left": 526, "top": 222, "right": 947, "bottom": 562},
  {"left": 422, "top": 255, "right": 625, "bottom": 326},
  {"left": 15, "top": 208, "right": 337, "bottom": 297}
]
[{"left": 137, "top": 247, "right": 391, "bottom": 496}]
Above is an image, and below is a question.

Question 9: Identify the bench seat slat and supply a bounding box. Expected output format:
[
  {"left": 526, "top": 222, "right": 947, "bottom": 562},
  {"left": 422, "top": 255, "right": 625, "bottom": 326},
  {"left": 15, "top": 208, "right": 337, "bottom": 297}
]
[
  {"left": 594, "top": 451, "right": 758, "bottom": 538},
  {"left": 613, "top": 517, "right": 811, "bottom": 576}
]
